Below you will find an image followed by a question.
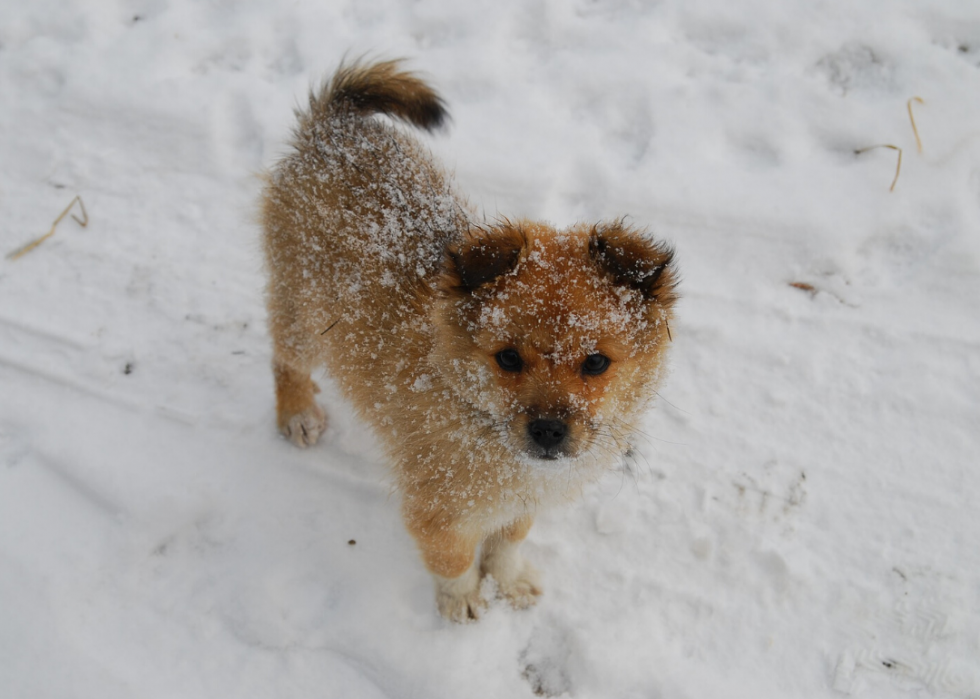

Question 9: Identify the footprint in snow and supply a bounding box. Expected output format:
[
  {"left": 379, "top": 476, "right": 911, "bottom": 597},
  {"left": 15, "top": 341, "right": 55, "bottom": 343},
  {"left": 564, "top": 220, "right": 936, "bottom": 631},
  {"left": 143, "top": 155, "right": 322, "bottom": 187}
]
[{"left": 520, "top": 617, "right": 576, "bottom": 697}]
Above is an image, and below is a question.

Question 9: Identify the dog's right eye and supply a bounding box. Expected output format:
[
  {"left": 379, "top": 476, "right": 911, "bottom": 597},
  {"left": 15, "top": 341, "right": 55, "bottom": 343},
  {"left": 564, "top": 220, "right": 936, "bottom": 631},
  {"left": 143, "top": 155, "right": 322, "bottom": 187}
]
[{"left": 495, "top": 349, "right": 524, "bottom": 372}]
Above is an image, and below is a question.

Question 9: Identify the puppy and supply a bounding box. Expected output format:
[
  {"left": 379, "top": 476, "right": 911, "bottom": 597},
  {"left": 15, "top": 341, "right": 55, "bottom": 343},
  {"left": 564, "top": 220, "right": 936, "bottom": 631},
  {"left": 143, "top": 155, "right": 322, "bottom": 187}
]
[{"left": 261, "top": 60, "right": 677, "bottom": 621}]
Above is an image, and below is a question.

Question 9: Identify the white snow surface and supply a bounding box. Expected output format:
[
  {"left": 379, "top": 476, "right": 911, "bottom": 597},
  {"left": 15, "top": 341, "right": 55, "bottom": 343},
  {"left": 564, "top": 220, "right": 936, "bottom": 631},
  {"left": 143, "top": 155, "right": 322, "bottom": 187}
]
[{"left": 2, "top": 1, "right": 979, "bottom": 697}]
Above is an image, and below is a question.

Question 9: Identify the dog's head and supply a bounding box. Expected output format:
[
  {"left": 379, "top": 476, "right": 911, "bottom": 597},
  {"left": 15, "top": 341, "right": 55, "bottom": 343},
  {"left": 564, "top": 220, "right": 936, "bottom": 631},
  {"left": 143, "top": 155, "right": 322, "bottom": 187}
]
[{"left": 430, "top": 220, "right": 677, "bottom": 464}]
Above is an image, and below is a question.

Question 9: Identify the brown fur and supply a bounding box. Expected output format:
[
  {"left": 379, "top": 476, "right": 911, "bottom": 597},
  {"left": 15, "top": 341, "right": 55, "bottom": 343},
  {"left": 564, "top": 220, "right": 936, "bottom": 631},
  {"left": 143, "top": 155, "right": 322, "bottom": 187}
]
[{"left": 261, "top": 60, "right": 678, "bottom": 621}]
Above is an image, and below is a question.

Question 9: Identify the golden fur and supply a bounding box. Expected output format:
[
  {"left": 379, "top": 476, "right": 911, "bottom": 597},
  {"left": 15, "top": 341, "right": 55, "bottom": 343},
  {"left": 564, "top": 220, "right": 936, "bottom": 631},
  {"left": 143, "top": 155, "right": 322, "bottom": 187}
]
[{"left": 261, "top": 60, "right": 678, "bottom": 621}]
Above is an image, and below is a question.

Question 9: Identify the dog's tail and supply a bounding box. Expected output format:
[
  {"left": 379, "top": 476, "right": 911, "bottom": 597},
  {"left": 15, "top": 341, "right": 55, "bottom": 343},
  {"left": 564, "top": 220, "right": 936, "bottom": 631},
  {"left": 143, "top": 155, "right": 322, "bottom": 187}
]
[{"left": 300, "top": 59, "right": 448, "bottom": 134}]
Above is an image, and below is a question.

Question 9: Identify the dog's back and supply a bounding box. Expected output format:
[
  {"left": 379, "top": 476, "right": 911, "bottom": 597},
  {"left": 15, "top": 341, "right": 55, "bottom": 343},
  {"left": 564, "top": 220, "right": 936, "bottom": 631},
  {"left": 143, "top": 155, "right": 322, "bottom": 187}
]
[
  {"left": 261, "top": 61, "right": 468, "bottom": 444},
  {"left": 263, "top": 61, "right": 465, "bottom": 326},
  {"left": 262, "top": 61, "right": 466, "bottom": 392}
]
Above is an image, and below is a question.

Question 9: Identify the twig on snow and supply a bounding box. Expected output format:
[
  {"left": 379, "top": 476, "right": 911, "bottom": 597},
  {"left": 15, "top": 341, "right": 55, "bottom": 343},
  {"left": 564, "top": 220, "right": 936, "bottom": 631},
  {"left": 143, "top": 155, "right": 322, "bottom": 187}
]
[
  {"left": 7, "top": 195, "right": 88, "bottom": 260},
  {"left": 855, "top": 144, "right": 903, "bottom": 192},
  {"left": 907, "top": 96, "right": 925, "bottom": 153}
]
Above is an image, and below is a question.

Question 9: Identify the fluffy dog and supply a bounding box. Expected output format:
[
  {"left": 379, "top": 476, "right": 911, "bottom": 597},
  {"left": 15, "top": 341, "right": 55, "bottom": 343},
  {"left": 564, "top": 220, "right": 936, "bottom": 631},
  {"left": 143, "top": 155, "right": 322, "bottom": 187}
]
[{"left": 261, "top": 60, "right": 677, "bottom": 621}]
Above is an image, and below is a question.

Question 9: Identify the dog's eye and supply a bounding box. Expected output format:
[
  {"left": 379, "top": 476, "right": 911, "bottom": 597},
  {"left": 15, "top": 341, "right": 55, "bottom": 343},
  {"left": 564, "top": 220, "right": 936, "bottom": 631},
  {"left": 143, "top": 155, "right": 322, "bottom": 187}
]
[
  {"left": 495, "top": 349, "right": 524, "bottom": 372},
  {"left": 582, "top": 353, "right": 611, "bottom": 376}
]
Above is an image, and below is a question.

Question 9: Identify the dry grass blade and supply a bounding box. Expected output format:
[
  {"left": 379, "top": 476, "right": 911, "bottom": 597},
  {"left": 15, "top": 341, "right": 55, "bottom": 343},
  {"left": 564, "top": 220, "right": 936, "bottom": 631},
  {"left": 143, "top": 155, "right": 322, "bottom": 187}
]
[
  {"left": 7, "top": 195, "right": 89, "bottom": 260},
  {"left": 907, "top": 96, "right": 925, "bottom": 153},
  {"left": 790, "top": 281, "right": 817, "bottom": 297},
  {"left": 855, "top": 144, "right": 903, "bottom": 192}
]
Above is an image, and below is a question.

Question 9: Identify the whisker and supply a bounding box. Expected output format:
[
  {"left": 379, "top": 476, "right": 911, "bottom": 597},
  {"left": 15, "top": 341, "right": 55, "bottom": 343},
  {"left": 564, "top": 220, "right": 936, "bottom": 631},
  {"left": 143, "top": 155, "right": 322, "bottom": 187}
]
[
  {"left": 610, "top": 415, "right": 689, "bottom": 447},
  {"left": 654, "top": 390, "right": 689, "bottom": 415}
]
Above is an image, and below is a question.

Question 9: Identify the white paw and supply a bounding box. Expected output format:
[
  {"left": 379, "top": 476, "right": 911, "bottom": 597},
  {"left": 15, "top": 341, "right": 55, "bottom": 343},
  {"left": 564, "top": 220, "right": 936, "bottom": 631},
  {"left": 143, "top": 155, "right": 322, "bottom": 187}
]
[
  {"left": 495, "top": 561, "right": 542, "bottom": 610},
  {"left": 435, "top": 568, "right": 487, "bottom": 622},
  {"left": 281, "top": 404, "right": 326, "bottom": 448},
  {"left": 482, "top": 542, "right": 543, "bottom": 610},
  {"left": 437, "top": 586, "right": 487, "bottom": 622}
]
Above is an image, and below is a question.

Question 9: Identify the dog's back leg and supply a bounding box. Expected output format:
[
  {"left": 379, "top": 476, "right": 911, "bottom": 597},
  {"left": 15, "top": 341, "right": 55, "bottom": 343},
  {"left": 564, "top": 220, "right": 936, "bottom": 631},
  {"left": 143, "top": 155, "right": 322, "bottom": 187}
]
[
  {"left": 272, "top": 357, "right": 326, "bottom": 448},
  {"left": 267, "top": 293, "right": 327, "bottom": 447}
]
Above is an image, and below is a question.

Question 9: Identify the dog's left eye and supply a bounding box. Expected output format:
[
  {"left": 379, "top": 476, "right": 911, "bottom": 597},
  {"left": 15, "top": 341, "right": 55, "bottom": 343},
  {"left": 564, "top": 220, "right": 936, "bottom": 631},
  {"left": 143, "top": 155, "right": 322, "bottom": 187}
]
[{"left": 582, "top": 354, "right": 611, "bottom": 376}]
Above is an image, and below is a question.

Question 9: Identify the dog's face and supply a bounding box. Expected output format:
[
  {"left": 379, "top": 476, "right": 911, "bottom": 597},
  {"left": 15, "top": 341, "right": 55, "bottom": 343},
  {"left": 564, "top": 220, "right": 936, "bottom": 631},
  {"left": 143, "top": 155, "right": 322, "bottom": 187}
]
[{"left": 430, "top": 221, "right": 677, "bottom": 464}]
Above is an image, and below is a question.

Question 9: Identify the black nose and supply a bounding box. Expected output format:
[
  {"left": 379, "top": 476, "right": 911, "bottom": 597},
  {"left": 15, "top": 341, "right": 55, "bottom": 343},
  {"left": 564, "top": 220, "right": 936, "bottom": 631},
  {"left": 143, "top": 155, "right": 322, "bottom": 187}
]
[{"left": 527, "top": 419, "right": 568, "bottom": 450}]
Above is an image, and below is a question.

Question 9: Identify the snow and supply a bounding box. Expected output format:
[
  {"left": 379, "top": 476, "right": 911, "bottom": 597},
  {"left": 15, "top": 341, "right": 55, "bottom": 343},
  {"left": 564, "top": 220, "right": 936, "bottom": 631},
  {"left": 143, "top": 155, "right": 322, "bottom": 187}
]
[{"left": 1, "top": 0, "right": 979, "bottom": 697}]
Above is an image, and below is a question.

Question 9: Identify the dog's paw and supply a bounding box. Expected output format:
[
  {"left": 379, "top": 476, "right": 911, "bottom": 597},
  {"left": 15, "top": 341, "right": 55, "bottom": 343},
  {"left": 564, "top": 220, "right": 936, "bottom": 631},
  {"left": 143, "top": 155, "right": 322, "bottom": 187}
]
[
  {"left": 435, "top": 569, "right": 486, "bottom": 622},
  {"left": 482, "top": 541, "right": 543, "bottom": 610},
  {"left": 496, "top": 561, "right": 543, "bottom": 610},
  {"left": 438, "top": 586, "right": 487, "bottom": 622},
  {"left": 279, "top": 404, "right": 326, "bottom": 448}
]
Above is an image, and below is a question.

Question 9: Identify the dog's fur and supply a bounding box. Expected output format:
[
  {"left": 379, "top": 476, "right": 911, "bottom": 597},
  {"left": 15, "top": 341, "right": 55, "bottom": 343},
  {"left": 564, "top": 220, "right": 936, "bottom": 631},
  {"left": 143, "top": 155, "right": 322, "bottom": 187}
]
[{"left": 261, "top": 60, "right": 677, "bottom": 621}]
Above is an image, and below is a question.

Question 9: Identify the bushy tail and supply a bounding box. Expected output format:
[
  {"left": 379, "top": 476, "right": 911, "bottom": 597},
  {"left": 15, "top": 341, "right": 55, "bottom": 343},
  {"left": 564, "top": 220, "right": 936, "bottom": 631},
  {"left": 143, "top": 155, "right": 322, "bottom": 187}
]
[{"left": 302, "top": 59, "right": 449, "bottom": 133}]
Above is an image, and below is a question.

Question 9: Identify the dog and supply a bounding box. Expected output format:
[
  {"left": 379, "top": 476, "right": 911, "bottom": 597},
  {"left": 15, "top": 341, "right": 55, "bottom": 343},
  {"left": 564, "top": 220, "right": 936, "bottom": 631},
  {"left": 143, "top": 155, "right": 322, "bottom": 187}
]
[{"left": 261, "top": 60, "right": 677, "bottom": 621}]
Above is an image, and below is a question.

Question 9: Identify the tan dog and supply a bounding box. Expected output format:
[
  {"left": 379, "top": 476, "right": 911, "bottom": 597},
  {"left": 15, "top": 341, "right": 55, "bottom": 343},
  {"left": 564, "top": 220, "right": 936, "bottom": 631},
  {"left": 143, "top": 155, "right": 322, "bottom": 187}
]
[{"left": 261, "top": 60, "right": 677, "bottom": 621}]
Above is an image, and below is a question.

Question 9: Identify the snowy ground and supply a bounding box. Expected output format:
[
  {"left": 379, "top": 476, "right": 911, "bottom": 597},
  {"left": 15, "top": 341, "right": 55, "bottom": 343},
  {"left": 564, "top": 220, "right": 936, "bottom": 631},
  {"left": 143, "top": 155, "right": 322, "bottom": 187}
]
[{"left": 2, "top": 1, "right": 979, "bottom": 697}]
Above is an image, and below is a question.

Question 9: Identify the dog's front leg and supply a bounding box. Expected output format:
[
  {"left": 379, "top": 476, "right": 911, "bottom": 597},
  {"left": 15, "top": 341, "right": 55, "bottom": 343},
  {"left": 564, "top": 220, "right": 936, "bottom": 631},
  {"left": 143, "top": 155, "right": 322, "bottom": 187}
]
[
  {"left": 481, "top": 516, "right": 542, "bottom": 609},
  {"left": 404, "top": 512, "right": 485, "bottom": 622}
]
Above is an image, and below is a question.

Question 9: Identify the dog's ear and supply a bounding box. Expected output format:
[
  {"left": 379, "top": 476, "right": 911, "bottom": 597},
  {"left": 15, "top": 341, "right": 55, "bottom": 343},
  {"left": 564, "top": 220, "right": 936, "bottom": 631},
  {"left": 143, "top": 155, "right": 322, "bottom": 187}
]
[
  {"left": 589, "top": 223, "right": 677, "bottom": 304},
  {"left": 444, "top": 225, "right": 526, "bottom": 293}
]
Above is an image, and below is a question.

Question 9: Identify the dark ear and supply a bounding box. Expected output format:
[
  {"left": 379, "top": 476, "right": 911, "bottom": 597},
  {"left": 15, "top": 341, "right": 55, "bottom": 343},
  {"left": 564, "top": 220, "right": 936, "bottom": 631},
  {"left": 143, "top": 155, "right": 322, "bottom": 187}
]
[
  {"left": 589, "top": 223, "right": 677, "bottom": 304},
  {"left": 445, "top": 225, "right": 526, "bottom": 292}
]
